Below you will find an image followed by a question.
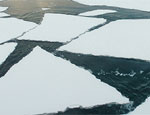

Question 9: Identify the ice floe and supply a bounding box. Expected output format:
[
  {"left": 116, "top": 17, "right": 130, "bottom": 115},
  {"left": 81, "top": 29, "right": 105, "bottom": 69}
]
[
  {"left": 0, "top": 7, "right": 7, "bottom": 12},
  {"left": 0, "top": 12, "right": 9, "bottom": 17},
  {"left": 60, "top": 19, "right": 150, "bottom": 61},
  {"left": 0, "top": 43, "right": 17, "bottom": 64},
  {"left": 42, "top": 8, "right": 50, "bottom": 11},
  {"left": 79, "top": 9, "right": 116, "bottom": 16},
  {"left": 0, "top": 16, "right": 37, "bottom": 43},
  {"left": 18, "top": 13, "right": 105, "bottom": 42},
  {"left": 73, "top": 0, "right": 150, "bottom": 11},
  {"left": 0, "top": 46, "right": 128, "bottom": 115},
  {"left": 0, "top": 7, "right": 9, "bottom": 17}
]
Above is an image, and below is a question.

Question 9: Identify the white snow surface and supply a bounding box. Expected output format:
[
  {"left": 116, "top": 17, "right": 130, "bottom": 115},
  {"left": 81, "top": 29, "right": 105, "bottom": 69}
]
[
  {"left": 0, "top": 16, "right": 36, "bottom": 43},
  {"left": 42, "top": 8, "right": 50, "bottom": 10},
  {"left": 0, "top": 46, "right": 129, "bottom": 115},
  {"left": 73, "top": 0, "right": 150, "bottom": 11},
  {"left": 79, "top": 9, "right": 116, "bottom": 16},
  {"left": 130, "top": 97, "right": 150, "bottom": 115},
  {"left": 0, "top": 7, "right": 8, "bottom": 12},
  {"left": 0, "top": 7, "right": 9, "bottom": 16},
  {"left": 19, "top": 13, "right": 106, "bottom": 42},
  {"left": 0, "top": 12, "right": 9, "bottom": 17},
  {"left": 60, "top": 19, "right": 150, "bottom": 61},
  {"left": 0, "top": 43, "right": 16, "bottom": 64}
]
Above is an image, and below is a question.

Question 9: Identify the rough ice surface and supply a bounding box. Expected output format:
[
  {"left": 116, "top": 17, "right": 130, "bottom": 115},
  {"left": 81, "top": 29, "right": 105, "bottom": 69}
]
[
  {"left": 60, "top": 19, "right": 150, "bottom": 61},
  {"left": 73, "top": 0, "right": 150, "bottom": 11},
  {"left": 19, "top": 13, "right": 105, "bottom": 42},
  {"left": 0, "top": 47, "right": 129, "bottom": 115},
  {"left": 129, "top": 97, "right": 150, "bottom": 114},
  {"left": 79, "top": 10, "right": 116, "bottom": 16},
  {"left": 0, "top": 43, "right": 17, "bottom": 64},
  {"left": 0, "top": 16, "right": 36, "bottom": 43}
]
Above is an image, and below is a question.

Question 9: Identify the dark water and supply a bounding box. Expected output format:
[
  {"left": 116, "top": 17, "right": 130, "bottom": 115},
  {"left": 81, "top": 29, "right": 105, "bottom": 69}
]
[
  {"left": 0, "top": 0, "right": 150, "bottom": 114},
  {"left": 54, "top": 51, "right": 150, "bottom": 113}
]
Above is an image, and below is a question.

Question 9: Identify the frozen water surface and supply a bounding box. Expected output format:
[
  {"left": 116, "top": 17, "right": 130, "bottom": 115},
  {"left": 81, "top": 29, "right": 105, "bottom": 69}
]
[
  {"left": 0, "top": 0, "right": 150, "bottom": 114},
  {"left": 60, "top": 19, "right": 150, "bottom": 61},
  {"left": 19, "top": 13, "right": 105, "bottom": 42},
  {"left": 0, "top": 16, "right": 36, "bottom": 43},
  {"left": 0, "top": 47, "right": 128, "bottom": 115}
]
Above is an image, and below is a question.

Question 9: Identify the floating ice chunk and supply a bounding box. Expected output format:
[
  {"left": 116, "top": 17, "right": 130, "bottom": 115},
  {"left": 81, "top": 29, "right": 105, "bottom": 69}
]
[
  {"left": 79, "top": 10, "right": 116, "bottom": 16},
  {"left": 42, "top": 8, "right": 50, "bottom": 10},
  {"left": 0, "top": 9, "right": 9, "bottom": 17},
  {"left": 0, "top": 46, "right": 128, "bottom": 115},
  {"left": 0, "top": 43, "right": 17, "bottom": 64},
  {"left": 0, "top": 7, "right": 9, "bottom": 16},
  {"left": 60, "top": 19, "right": 150, "bottom": 61},
  {"left": 0, "top": 13, "right": 9, "bottom": 17},
  {"left": 19, "top": 13, "right": 105, "bottom": 42},
  {"left": 0, "top": 7, "right": 8, "bottom": 12},
  {"left": 0, "top": 17, "right": 36, "bottom": 43}
]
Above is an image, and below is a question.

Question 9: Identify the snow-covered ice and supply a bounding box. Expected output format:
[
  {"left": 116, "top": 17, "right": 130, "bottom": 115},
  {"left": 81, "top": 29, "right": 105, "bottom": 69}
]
[
  {"left": 19, "top": 13, "right": 106, "bottom": 42},
  {"left": 79, "top": 10, "right": 116, "bottom": 16},
  {"left": 129, "top": 97, "right": 150, "bottom": 114},
  {"left": 0, "top": 12, "right": 9, "bottom": 17},
  {"left": 0, "top": 7, "right": 9, "bottom": 17},
  {"left": 60, "top": 19, "right": 150, "bottom": 61},
  {"left": 0, "top": 43, "right": 17, "bottom": 64},
  {"left": 73, "top": 0, "right": 150, "bottom": 11},
  {"left": 0, "top": 46, "right": 128, "bottom": 115},
  {"left": 42, "top": 8, "right": 50, "bottom": 11},
  {"left": 0, "top": 16, "right": 36, "bottom": 43},
  {"left": 0, "top": 7, "right": 7, "bottom": 12}
]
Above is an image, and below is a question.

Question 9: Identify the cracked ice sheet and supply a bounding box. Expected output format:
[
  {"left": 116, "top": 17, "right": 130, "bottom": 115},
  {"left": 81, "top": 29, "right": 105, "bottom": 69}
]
[
  {"left": 73, "top": 0, "right": 150, "bottom": 11},
  {"left": 0, "top": 47, "right": 129, "bottom": 115},
  {"left": 129, "top": 97, "right": 150, "bottom": 114},
  {"left": 60, "top": 19, "right": 150, "bottom": 61},
  {"left": 0, "top": 43, "right": 16, "bottom": 64},
  {"left": 0, "top": 16, "right": 36, "bottom": 44},
  {"left": 18, "top": 13, "right": 106, "bottom": 42},
  {"left": 79, "top": 10, "right": 116, "bottom": 16}
]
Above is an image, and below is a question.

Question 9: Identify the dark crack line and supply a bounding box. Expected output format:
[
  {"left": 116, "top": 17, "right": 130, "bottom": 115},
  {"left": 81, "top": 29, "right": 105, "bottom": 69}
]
[
  {"left": 0, "top": 25, "right": 38, "bottom": 45},
  {"left": 0, "top": 40, "right": 63, "bottom": 78},
  {"left": 63, "top": 20, "right": 111, "bottom": 47}
]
